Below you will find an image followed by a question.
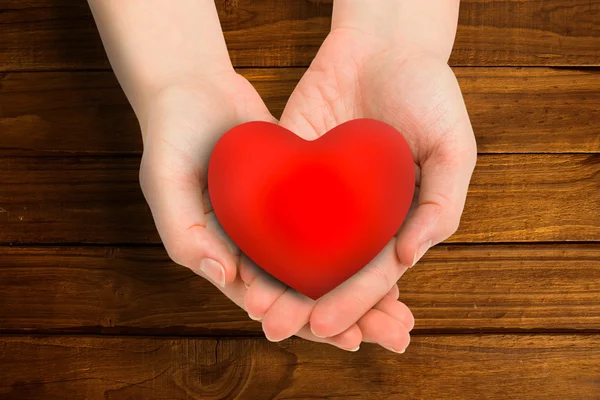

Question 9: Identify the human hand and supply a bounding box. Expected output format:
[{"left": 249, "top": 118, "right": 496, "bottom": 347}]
[
  {"left": 139, "top": 70, "right": 414, "bottom": 352},
  {"left": 89, "top": 0, "right": 418, "bottom": 353},
  {"left": 277, "top": 3, "right": 477, "bottom": 350}
]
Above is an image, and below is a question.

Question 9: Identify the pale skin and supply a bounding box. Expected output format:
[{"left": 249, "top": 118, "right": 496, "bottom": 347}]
[{"left": 88, "top": 0, "right": 476, "bottom": 353}]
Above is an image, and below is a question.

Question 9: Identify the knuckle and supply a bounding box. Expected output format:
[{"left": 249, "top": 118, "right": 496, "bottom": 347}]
[
  {"left": 469, "top": 150, "right": 478, "bottom": 170},
  {"left": 442, "top": 216, "right": 461, "bottom": 240},
  {"left": 138, "top": 157, "right": 155, "bottom": 198},
  {"left": 450, "top": 217, "right": 461, "bottom": 234},
  {"left": 364, "top": 265, "right": 392, "bottom": 290},
  {"left": 138, "top": 166, "right": 149, "bottom": 195},
  {"left": 164, "top": 238, "right": 189, "bottom": 267}
]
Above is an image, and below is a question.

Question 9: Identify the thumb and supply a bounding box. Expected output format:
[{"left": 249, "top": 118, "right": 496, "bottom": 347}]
[
  {"left": 396, "top": 143, "right": 477, "bottom": 267},
  {"left": 139, "top": 144, "right": 239, "bottom": 288}
]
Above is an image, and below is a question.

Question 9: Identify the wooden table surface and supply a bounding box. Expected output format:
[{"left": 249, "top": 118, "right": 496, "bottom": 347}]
[{"left": 1, "top": 1, "right": 599, "bottom": 399}]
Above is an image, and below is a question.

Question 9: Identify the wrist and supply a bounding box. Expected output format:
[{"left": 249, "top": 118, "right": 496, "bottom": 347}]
[
  {"left": 137, "top": 65, "right": 234, "bottom": 115},
  {"left": 88, "top": 0, "right": 234, "bottom": 125},
  {"left": 331, "top": 0, "right": 460, "bottom": 61},
  {"left": 136, "top": 68, "right": 240, "bottom": 138},
  {"left": 115, "top": 47, "right": 234, "bottom": 126}
]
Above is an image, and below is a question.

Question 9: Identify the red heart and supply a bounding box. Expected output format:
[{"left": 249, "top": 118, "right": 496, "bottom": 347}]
[{"left": 208, "top": 118, "right": 415, "bottom": 299}]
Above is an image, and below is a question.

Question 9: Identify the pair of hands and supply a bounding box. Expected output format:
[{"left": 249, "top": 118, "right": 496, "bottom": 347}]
[{"left": 139, "top": 27, "right": 477, "bottom": 353}]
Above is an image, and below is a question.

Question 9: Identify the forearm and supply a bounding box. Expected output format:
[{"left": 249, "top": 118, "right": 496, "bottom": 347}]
[
  {"left": 331, "top": 0, "right": 461, "bottom": 60},
  {"left": 88, "top": 0, "right": 232, "bottom": 120}
]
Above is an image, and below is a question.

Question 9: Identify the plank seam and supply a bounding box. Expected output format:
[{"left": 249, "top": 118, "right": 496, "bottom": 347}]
[
  {"left": 0, "top": 241, "right": 598, "bottom": 248},
  {"left": 0, "top": 152, "right": 598, "bottom": 158},
  {"left": 2, "top": 330, "right": 600, "bottom": 339},
  {"left": 2, "top": 65, "right": 600, "bottom": 73}
]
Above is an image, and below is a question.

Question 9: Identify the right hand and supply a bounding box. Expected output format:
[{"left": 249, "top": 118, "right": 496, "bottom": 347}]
[{"left": 139, "top": 70, "right": 415, "bottom": 352}]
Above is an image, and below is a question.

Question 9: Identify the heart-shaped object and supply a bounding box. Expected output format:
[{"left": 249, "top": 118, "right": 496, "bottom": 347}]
[{"left": 208, "top": 118, "right": 415, "bottom": 299}]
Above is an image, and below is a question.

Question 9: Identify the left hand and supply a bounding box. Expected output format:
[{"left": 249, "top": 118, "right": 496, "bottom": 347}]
[{"left": 273, "top": 25, "right": 477, "bottom": 345}]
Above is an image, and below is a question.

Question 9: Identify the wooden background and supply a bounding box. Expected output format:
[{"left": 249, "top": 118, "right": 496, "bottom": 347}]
[{"left": 1, "top": 0, "right": 599, "bottom": 399}]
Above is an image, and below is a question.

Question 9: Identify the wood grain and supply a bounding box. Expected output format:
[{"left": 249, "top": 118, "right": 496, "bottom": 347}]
[
  {"left": 460, "top": 154, "right": 599, "bottom": 242},
  {"left": 1, "top": 0, "right": 599, "bottom": 71},
  {"left": 453, "top": 0, "right": 600, "bottom": 66},
  {"left": 0, "top": 244, "right": 599, "bottom": 334},
  {"left": 2, "top": 68, "right": 599, "bottom": 156},
  {"left": 1, "top": 334, "right": 600, "bottom": 399},
  {"left": 0, "top": 71, "right": 142, "bottom": 155},
  {"left": 458, "top": 68, "right": 600, "bottom": 153},
  {"left": 1, "top": 1, "right": 598, "bottom": 398},
  {"left": 0, "top": 155, "right": 597, "bottom": 244}
]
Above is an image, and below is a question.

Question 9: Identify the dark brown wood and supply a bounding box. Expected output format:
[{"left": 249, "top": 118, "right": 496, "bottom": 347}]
[
  {"left": 0, "top": 156, "right": 158, "bottom": 244},
  {"left": 461, "top": 154, "right": 599, "bottom": 242},
  {"left": 1, "top": 1, "right": 598, "bottom": 398},
  {"left": 0, "top": 71, "right": 142, "bottom": 156},
  {"left": 0, "top": 154, "right": 597, "bottom": 244},
  {"left": 0, "top": 244, "right": 599, "bottom": 335},
  {"left": 0, "top": 246, "right": 251, "bottom": 335},
  {"left": 1, "top": 0, "right": 599, "bottom": 71},
  {"left": 453, "top": 0, "right": 600, "bottom": 66},
  {"left": 458, "top": 67, "right": 600, "bottom": 153},
  {"left": 1, "top": 334, "right": 600, "bottom": 399},
  {"left": 408, "top": 244, "right": 600, "bottom": 331},
  {"left": 2, "top": 68, "right": 599, "bottom": 156}
]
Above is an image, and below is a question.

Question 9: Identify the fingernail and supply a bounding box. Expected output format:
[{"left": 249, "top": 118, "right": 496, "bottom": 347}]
[
  {"left": 310, "top": 326, "right": 328, "bottom": 339},
  {"left": 244, "top": 282, "right": 250, "bottom": 289},
  {"left": 200, "top": 258, "right": 226, "bottom": 287},
  {"left": 265, "top": 333, "right": 282, "bottom": 343},
  {"left": 411, "top": 240, "right": 432, "bottom": 267},
  {"left": 248, "top": 313, "right": 262, "bottom": 321},
  {"left": 385, "top": 345, "right": 406, "bottom": 354},
  {"left": 345, "top": 345, "right": 360, "bottom": 352}
]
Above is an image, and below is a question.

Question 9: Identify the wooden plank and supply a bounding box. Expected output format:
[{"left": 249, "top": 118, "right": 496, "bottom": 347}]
[
  {"left": 0, "top": 71, "right": 142, "bottom": 156},
  {"left": 1, "top": 334, "right": 600, "bottom": 399},
  {"left": 0, "top": 246, "right": 252, "bottom": 335},
  {"left": 458, "top": 68, "right": 600, "bottom": 153},
  {"left": 460, "top": 154, "right": 599, "bottom": 242},
  {"left": 0, "top": 157, "right": 158, "bottom": 244},
  {"left": 453, "top": 0, "right": 600, "bottom": 66},
  {"left": 0, "top": 0, "right": 599, "bottom": 71},
  {"left": 408, "top": 244, "right": 600, "bottom": 331},
  {"left": 1, "top": 68, "right": 599, "bottom": 156},
  {"left": 0, "top": 155, "right": 597, "bottom": 244},
  {"left": 0, "top": 244, "right": 599, "bottom": 334}
]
